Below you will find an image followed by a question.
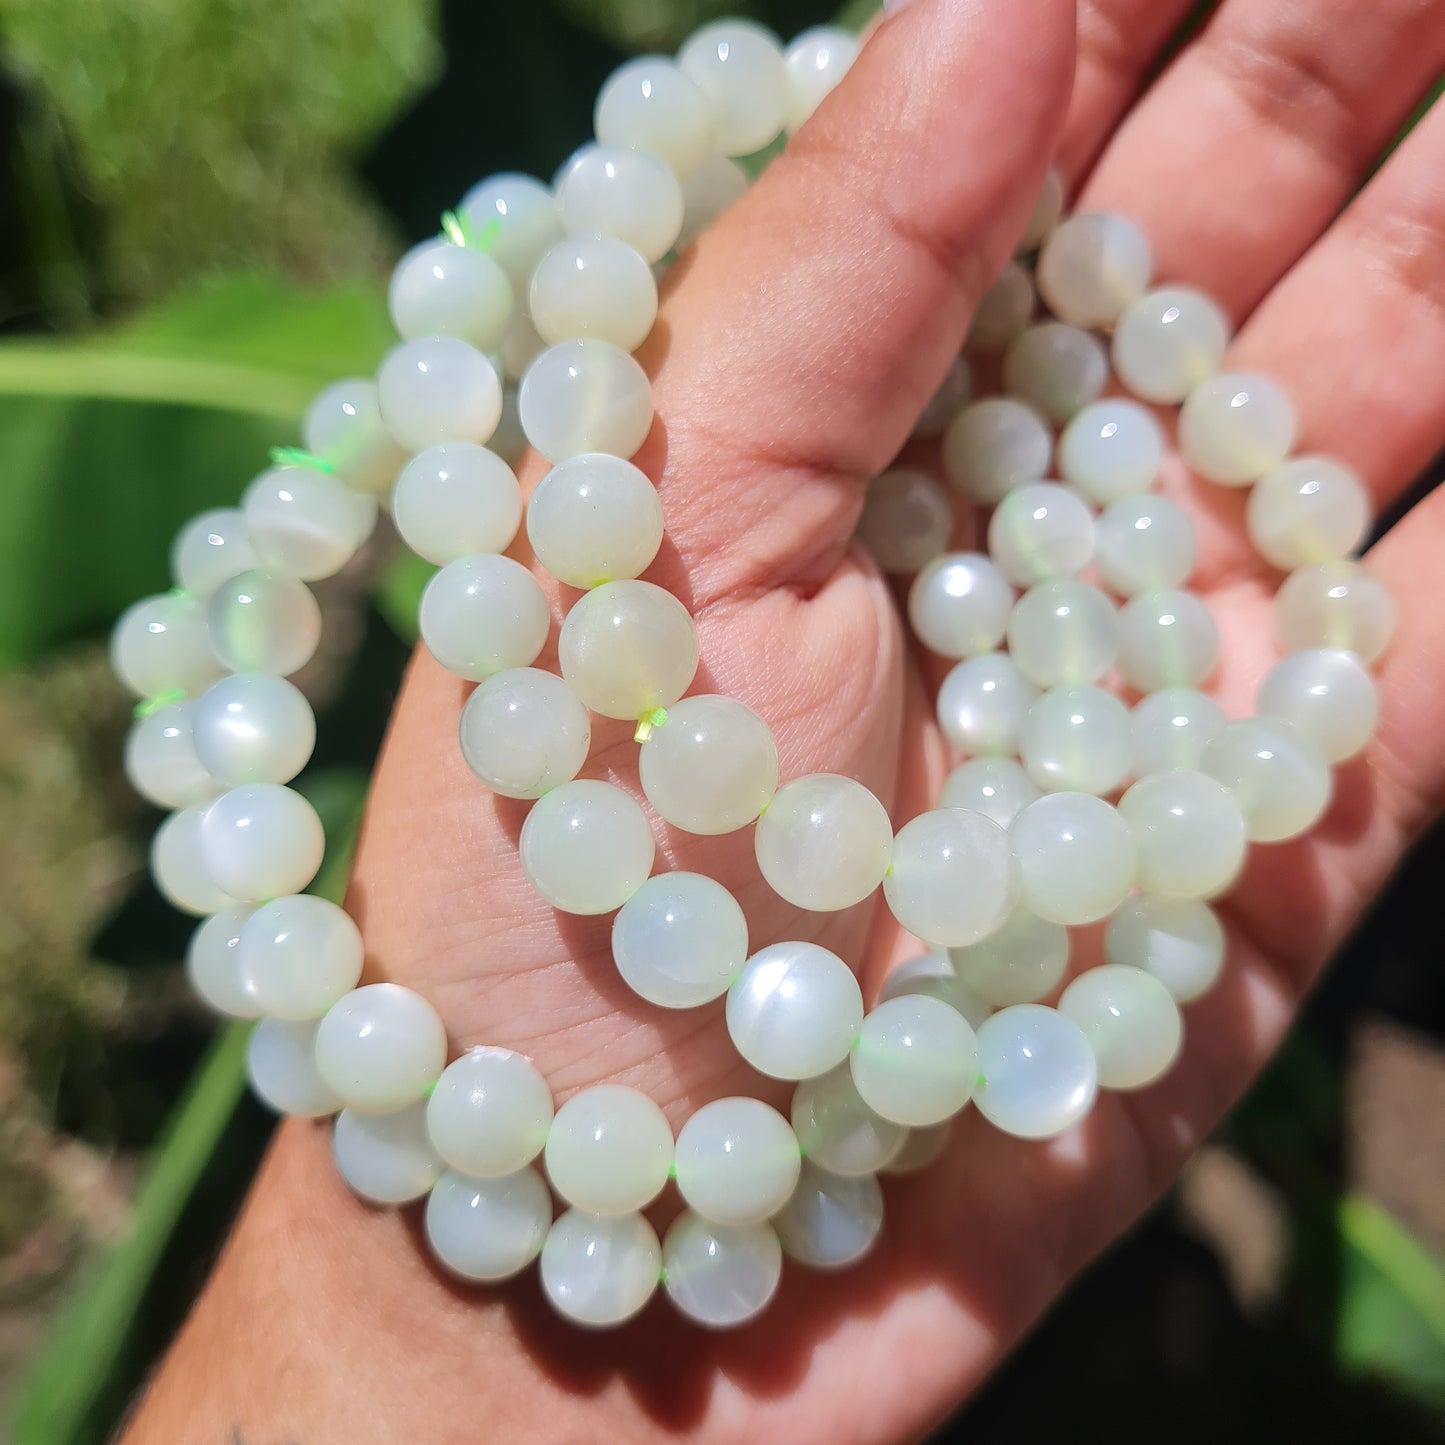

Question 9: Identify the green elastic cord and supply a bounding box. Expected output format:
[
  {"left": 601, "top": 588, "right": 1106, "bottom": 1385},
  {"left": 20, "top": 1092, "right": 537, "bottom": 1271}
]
[
  {"left": 423, "top": 1078, "right": 439, "bottom": 1100},
  {"left": 269, "top": 445, "right": 336, "bottom": 475},
  {"left": 633, "top": 706, "right": 669, "bottom": 744},
  {"left": 133, "top": 689, "right": 187, "bottom": 720},
  {"left": 439, "top": 210, "right": 502, "bottom": 254},
  {"left": 976, "top": 1072, "right": 987, "bottom": 1090},
  {"left": 666, "top": 1160, "right": 677, "bottom": 1182}
]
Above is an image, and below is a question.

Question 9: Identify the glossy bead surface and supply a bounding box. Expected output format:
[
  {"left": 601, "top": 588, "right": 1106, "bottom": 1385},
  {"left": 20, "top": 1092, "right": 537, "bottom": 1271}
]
[
  {"left": 966, "top": 261, "right": 1035, "bottom": 353},
  {"left": 540, "top": 1209, "right": 661, "bottom": 1328},
  {"left": 527, "top": 453, "right": 662, "bottom": 588},
  {"left": 125, "top": 702, "right": 218, "bottom": 809},
  {"left": 170, "top": 508, "right": 259, "bottom": 601},
  {"left": 245, "top": 1018, "right": 340, "bottom": 1117},
  {"left": 1111, "top": 286, "right": 1230, "bottom": 404},
  {"left": 191, "top": 672, "right": 314, "bottom": 787},
  {"left": 302, "top": 377, "right": 407, "bottom": 496},
  {"left": 1019, "top": 685, "right": 1132, "bottom": 795},
  {"left": 726, "top": 941, "right": 864, "bottom": 1080},
  {"left": 773, "top": 1162, "right": 883, "bottom": 1270},
  {"left": 237, "top": 895, "right": 363, "bottom": 1021},
  {"left": 948, "top": 902, "right": 1069, "bottom": 1007},
  {"left": 391, "top": 443, "right": 522, "bottom": 566},
  {"left": 1002, "top": 322, "right": 1108, "bottom": 424},
  {"left": 1276, "top": 561, "right": 1394, "bottom": 662},
  {"left": 677, "top": 155, "right": 748, "bottom": 249},
  {"left": 419, "top": 554, "right": 550, "bottom": 682},
  {"left": 207, "top": 569, "right": 321, "bottom": 677},
  {"left": 784, "top": 25, "right": 858, "bottom": 131},
  {"left": 520, "top": 779, "right": 655, "bottom": 915},
  {"left": 678, "top": 20, "right": 788, "bottom": 156},
  {"left": 186, "top": 905, "right": 259, "bottom": 1017},
  {"left": 1037, "top": 213, "right": 1151, "bottom": 328},
  {"left": 1007, "top": 579, "right": 1119, "bottom": 688},
  {"left": 878, "top": 952, "right": 991, "bottom": 1030},
  {"left": 1178, "top": 372, "right": 1295, "bottom": 486},
  {"left": 1200, "top": 717, "right": 1332, "bottom": 843},
  {"left": 942, "top": 398, "right": 1052, "bottom": 505},
  {"left": 425, "top": 1167, "right": 551, "bottom": 1282},
  {"left": 595, "top": 56, "right": 715, "bottom": 177},
  {"left": 1131, "top": 687, "right": 1228, "bottom": 774},
  {"left": 791, "top": 1064, "right": 906, "bottom": 1175},
  {"left": 612, "top": 871, "right": 747, "bottom": 1008},
  {"left": 1119, "top": 769, "right": 1247, "bottom": 899},
  {"left": 459, "top": 667, "right": 590, "bottom": 799},
  {"left": 1246, "top": 456, "right": 1371, "bottom": 572},
  {"left": 314, "top": 983, "right": 448, "bottom": 1113},
  {"left": 543, "top": 1083, "right": 672, "bottom": 1216},
  {"left": 1010, "top": 791, "right": 1138, "bottom": 925},
  {"left": 389, "top": 239, "right": 513, "bottom": 351},
  {"left": 458, "top": 173, "right": 563, "bottom": 289},
  {"left": 754, "top": 774, "right": 892, "bottom": 912},
  {"left": 199, "top": 783, "right": 324, "bottom": 901},
  {"left": 663, "top": 1215, "right": 782, "bottom": 1329},
  {"left": 940, "top": 756, "right": 1042, "bottom": 828},
  {"left": 377, "top": 337, "right": 502, "bottom": 453},
  {"left": 973, "top": 1004, "right": 1098, "bottom": 1138},
  {"left": 1105, "top": 893, "right": 1225, "bottom": 1003},
  {"left": 519, "top": 339, "right": 653, "bottom": 463},
  {"left": 851, "top": 994, "right": 979, "bottom": 1127},
  {"left": 908, "top": 552, "right": 1014, "bottom": 659},
  {"left": 1257, "top": 647, "right": 1378, "bottom": 762},
  {"left": 530, "top": 236, "right": 658, "bottom": 352},
  {"left": 1117, "top": 588, "right": 1220, "bottom": 691},
  {"left": 937, "top": 653, "right": 1038, "bottom": 758},
  {"left": 1095, "top": 494, "right": 1197, "bottom": 597},
  {"left": 111, "top": 592, "right": 220, "bottom": 700},
  {"left": 333, "top": 1102, "right": 441, "bottom": 1204},
  {"left": 856, "top": 469, "right": 954, "bottom": 574},
  {"left": 152, "top": 807, "right": 237, "bottom": 916},
  {"left": 673, "top": 1097, "right": 801, "bottom": 1226},
  {"left": 988, "top": 483, "right": 1096, "bottom": 588},
  {"left": 426, "top": 1047, "right": 553, "bottom": 1179},
  {"left": 1059, "top": 965, "right": 1183, "bottom": 1090},
  {"left": 1057, "top": 399, "right": 1164, "bottom": 505},
  {"left": 883, "top": 807, "right": 1019, "bottom": 947},
  {"left": 555, "top": 145, "right": 683, "bottom": 264}
]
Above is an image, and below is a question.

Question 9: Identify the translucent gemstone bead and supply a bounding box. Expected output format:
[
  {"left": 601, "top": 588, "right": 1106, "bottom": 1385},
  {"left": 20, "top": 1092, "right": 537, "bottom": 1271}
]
[
  {"left": 1037, "top": 213, "right": 1152, "bottom": 329},
  {"left": 419, "top": 554, "right": 550, "bottom": 682},
  {"left": 1018, "top": 167, "right": 1063, "bottom": 253},
  {"left": 677, "top": 155, "right": 749, "bottom": 249},
  {"left": 943, "top": 398, "right": 1053, "bottom": 505},
  {"left": 1105, "top": 893, "right": 1225, "bottom": 1003},
  {"left": 377, "top": 337, "right": 502, "bottom": 453},
  {"left": 1111, "top": 286, "right": 1230, "bottom": 404},
  {"left": 1019, "top": 685, "right": 1132, "bottom": 795},
  {"left": 966, "top": 261, "right": 1035, "bottom": 354},
  {"left": 940, "top": 757, "right": 1041, "bottom": 829},
  {"left": 1059, "top": 965, "right": 1183, "bottom": 1090},
  {"left": 1257, "top": 647, "right": 1378, "bottom": 763},
  {"left": 1131, "top": 687, "right": 1228, "bottom": 774},
  {"left": 555, "top": 144, "right": 683, "bottom": 264},
  {"left": 612, "top": 871, "right": 748, "bottom": 1008},
  {"left": 663, "top": 1215, "right": 782, "bottom": 1329},
  {"left": 540, "top": 1209, "right": 661, "bottom": 1328},
  {"left": 111, "top": 592, "right": 221, "bottom": 700},
  {"left": 171, "top": 508, "right": 259, "bottom": 601},
  {"left": 124, "top": 702, "right": 218, "bottom": 809},
  {"left": 529, "top": 236, "right": 658, "bottom": 353},
  {"left": 1246, "top": 456, "right": 1371, "bottom": 570},
  {"left": 1178, "top": 372, "right": 1296, "bottom": 486},
  {"left": 458, "top": 667, "right": 590, "bottom": 799},
  {"left": 878, "top": 953, "right": 991, "bottom": 1031},
  {"left": 1094, "top": 494, "right": 1197, "bottom": 597},
  {"left": 235, "top": 895, "right": 361, "bottom": 1021},
  {"left": 458, "top": 173, "right": 563, "bottom": 290},
  {"left": 773, "top": 1162, "right": 883, "bottom": 1270},
  {"left": 1117, "top": 587, "right": 1220, "bottom": 691},
  {"left": 425, "top": 1167, "right": 551, "bottom": 1283},
  {"left": 987, "top": 482, "right": 1096, "bottom": 588},
  {"left": 199, "top": 783, "right": 324, "bottom": 901},
  {"left": 333, "top": 1102, "right": 442, "bottom": 1205},
  {"left": 1010, "top": 791, "right": 1138, "bottom": 925},
  {"left": 1200, "top": 717, "right": 1332, "bottom": 843},
  {"left": 937, "top": 653, "right": 1038, "bottom": 758},
  {"left": 881, "top": 1121, "right": 951, "bottom": 1175},
  {"left": 726, "top": 941, "right": 864, "bottom": 1080},
  {"left": 783, "top": 25, "right": 858, "bottom": 131},
  {"left": 948, "top": 903, "right": 1069, "bottom": 1006},
  {"left": 673, "top": 1097, "right": 800, "bottom": 1225},
  {"left": 302, "top": 377, "right": 407, "bottom": 496},
  {"left": 314, "top": 983, "right": 448, "bottom": 1114},
  {"left": 518, "top": 339, "right": 654, "bottom": 463},
  {"left": 425, "top": 1047, "right": 553, "bottom": 1179},
  {"left": 526, "top": 454, "right": 662, "bottom": 588},
  {"left": 973, "top": 1004, "right": 1098, "bottom": 1138},
  {"left": 207, "top": 569, "right": 321, "bottom": 677},
  {"left": 855, "top": 469, "right": 954, "bottom": 575},
  {"left": 391, "top": 443, "right": 522, "bottom": 567},
  {"left": 1002, "top": 322, "right": 1108, "bottom": 424},
  {"left": 519, "top": 779, "right": 655, "bottom": 915},
  {"left": 851, "top": 995, "right": 979, "bottom": 1127},
  {"left": 389, "top": 239, "right": 513, "bottom": 352},
  {"left": 1057, "top": 399, "right": 1165, "bottom": 506},
  {"left": 152, "top": 807, "right": 237, "bottom": 916},
  {"left": 544, "top": 1083, "right": 673, "bottom": 1215},
  {"left": 754, "top": 774, "right": 893, "bottom": 912},
  {"left": 1118, "top": 769, "right": 1247, "bottom": 899},
  {"left": 191, "top": 672, "right": 315, "bottom": 786},
  {"left": 882, "top": 807, "right": 1019, "bottom": 947},
  {"left": 186, "top": 905, "right": 259, "bottom": 1017},
  {"left": 912, "top": 357, "right": 973, "bottom": 438},
  {"left": 678, "top": 20, "right": 788, "bottom": 157},
  {"left": 1007, "top": 579, "right": 1120, "bottom": 688},
  {"left": 557, "top": 579, "right": 697, "bottom": 720},
  {"left": 1276, "top": 560, "right": 1395, "bottom": 662},
  {"left": 791, "top": 1064, "right": 906, "bottom": 1175},
  {"left": 595, "top": 56, "right": 715, "bottom": 178},
  {"left": 246, "top": 1018, "right": 341, "bottom": 1117},
  {"left": 908, "top": 552, "right": 1014, "bottom": 659}
]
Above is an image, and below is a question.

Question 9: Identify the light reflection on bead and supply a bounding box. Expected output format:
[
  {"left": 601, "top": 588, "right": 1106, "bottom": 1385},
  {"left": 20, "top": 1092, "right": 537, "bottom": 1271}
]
[
  {"left": 186, "top": 905, "right": 260, "bottom": 1017},
  {"left": 882, "top": 807, "right": 1019, "bottom": 947},
  {"left": 111, "top": 592, "right": 222, "bottom": 701},
  {"left": 541, "top": 1209, "right": 661, "bottom": 1327},
  {"left": 391, "top": 443, "right": 522, "bottom": 567},
  {"left": 1256, "top": 647, "right": 1378, "bottom": 762},
  {"left": 1010, "top": 791, "right": 1137, "bottom": 925},
  {"left": 314, "top": 983, "right": 448, "bottom": 1114},
  {"left": 1246, "top": 456, "right": 1371, "bottom": 571},
  {"left": 237, "top": 895, "right": 364, "bottom": 1021},
  {"left": 246, "top": 1017, "right": 340, "bottom": 1117},
  {"left": 908, "top": 552, "right": 1015, "bottom": 659},
  {"left": 191, "top": 672, "right": 315, "bottom": 787},
  {"left": 937, "top": 653, "right": 1038, "bottom": 758},
  {"left": 1117, "top": 587, "right": 1220, "bottom": 691},
  {"left": 1058, "top": 965, "right": 1182, "bottom": 1090},
  {"left": 1057, "top": 399, "right": 1164, "bottom": 506},
  {"left": 171, "top": 508, "right": 260, "bottom": 601},
  {"left": 530, "top": 236, "right": 659, "bottom": 352},
  {"left": 612, "top": 871, "right": 748, "bottom": 1008},
  {"left": 544, "top": 1083, "right": 673, "bottom": 1215},
  {"left": 425, "top": 1167, "right": 551, "bottom": 1282},
  {"left": 940, "top": 756, "right": 1042, "bottom": 829},
  {"left": 527, "top": 452, "right": 663, "bottom": 588},
  {"left": 1118, "top": 769, "right": 1247, "bottom": 899},
  {"left": 850, "top": 994, "right": 979, "bottom": 1127},
  {"left": 726, "top": 940, "right": 863, "bottom": 1080},
  {"left": 1006, "top": 579, "right": 1120, "bottom": 688},
  {"left": 459, "top": 173, "right": 563, "bottom": 290},
  {"left": 199, "top": 783, "right": 324, "bottom": 902},
  {"left": 389, "top": 239, "right": 513, "bottom": 352},
  {"left": 988, "top": 482, "right": 1096, "bottom": 587},
  {"left": 1178, "top": 372, "right": 1295, "bottom": 486},
  {"left": 1105, "top": 893, "right": 1225, "bottom": 1004},
  {"left": 1131, "top": 687, "right": 1227, "bottom": 775},
  {"left": 125, "top": 701, "right": 219, "bottom": 809},
  {"left": 420, "top": 554, "right": 550, "bottom": 683},
  {"left": 783, "top": 25, "right": 859, "bottom": 133},
  {"left": 377, "top": 336, "right": 503, "bottom": 453},
  {"left": 595, "top": 56, "right": 716, "bottom": 179},
  {"left": 673, "top": 1097, "right": 801, "bottom": 1226},
  {"left": 973, "top": 1004, "right": 1098, "bottom": 1139},
  {"left": 1275, "top": 560, "right": 1395, "bottom": 662},
  {"left": 555, "top": 145, "right": 684, "bottom": 264},
  {"left": 1200, "top": 717, "right": 1332, "bottom": 843},
  {"left": 459, "top": 667, "right": 590, "bottom": 799},
  {"left": 519, "top": 338, "right": 654, "bottom": 462},
  {"left": 207, "top": 569, "right": 322, "bottom": 678},
  {"left": 662, "top": 1214, "right": 782, "bottom": 1329},
  {"left": 791, "top": 1063, "right": 907, "bottom": 1175},
  {"left": 519, "top": 778, "right": 655, "bottom": 915},
  {"left": 772, "top": 1161, "right": 883, "bottom": 1270},
  {"left": 754, "top": 774, "right": 893, "bottom": 912},
  {"left": 152, "top": 806, "right": 238, "bottom": 917},
  {"left": 302, "top": 377, "right": 407, "bottom": 496},
  {"left": 678, "top": 20, "right": 788, "bottom": 157},
  {"left": 1037, "top": 213, "right": 1151, "bottom": 329},
  {"left": 1111, "top": 286, "right": 1230, "bottom": 404},
  {"left": 1019, "top": 685, "right": 1132, "bottom": 795},
  {"left": 333, "top": 1102, "right": 442, "bottom": 1204},
  {"left": 1094, "top": 494, "right": 1197, "bottom": 597},
  {"left": 426, "top": 1047, "right": 554, "bottom": 1179}
]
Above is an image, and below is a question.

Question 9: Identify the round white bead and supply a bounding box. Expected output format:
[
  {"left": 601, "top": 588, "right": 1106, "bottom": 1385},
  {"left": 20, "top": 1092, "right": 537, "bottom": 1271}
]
[
  {"left": 908, "top": 552, "right": 1014, "bottom": 659},
  {"left": 1131, "top": 687, "right": 1228, "bottom": 774},
  {"left": 1200, "top": 717, "right": 1332, "bottom": 843},
  {"left": 1106, "top": 893, "right": 1225, "bottom": 1003},
  {"left": 878, "top": 953, "right": 992, "bottom": 1031},
  {"left": 783, "top": 25, "right": 858, "bottom": 132},
  {"left": 677, "top": 155, "right": 749, "bottom": 249},
  {"left": 391, "top": 444, "right": 521, "bottom": 567},
  {"left": 973, "top": 1004, "right": 1098, "bottom": 1138},
  {"left": 612, "top": 872, "right": 747, "bottom": 1008},
  {"left": 170, "top": 508, "right": 260, "bottom": 601},
  {"left": 235, "top": 895, "right": 363, "bottom": 1021},
  {"left": 1117, "top": 587, "right": 1220, "bottom": 691},
  {"left": 1276, "top": 560, "right": 1395, "bottom": 662},
  {"left": 245, "top": 1018, "right": 340, "bottom": 1117},
  {"left": 425, "top": 1047, "right": 553, "bottom": 1179},
  {"left": 124, "top": 702, "right": 218, "bottom": 809},
  {"left": 1019, "top": 684, "right": 1132, "bottom": 795},
  {"left": 726, "top": 941, "right": 863, "bottom": 1080},
  {"left": 425, "top": 1167, "right": 551, "bottom": 1282},
  {"left": 1246, "top": 455, "right": 1371, "bottom": 571},
  {"left": 111, "top": 592, "right": 221, "bottom": 701},
  {"left": 773, "top": 1162, "right": 883, "bottom": 1270},
  {"left": 186, "top": 905, "right": 260, "bottom": 1017},
  {"left": 937, "top": 653, "right": 1039, "bottom": 757},
  {"left": 519, "top": 338, "right": 654, "bottom": 463},
  {"left": 1019, "top": 168, "right": 1064, "bottom": 253},
  {"left": 940, "top": 756, "right": 1042, "bottom": 829},
  {"left": 678, "top": 20, "right": 787, "bottom": 157},
  {"left": 543, "top": 1083, "right": 672, "bottom": 1216},
  {"left": 943, "top": 397, "right": 1052, "bottom": 505},
  {"left": 673, "top": 1097, "right": 800, "bottom": 1226},
  {"left": 1059, "top": 965, "right": 1183, "bottom": 1090},
  {"left": 529, "top": 236, "right": 658, "bottom": 353},
  {"left": 314, "top": 983, "right": 448, "bottom": 1114},
  {"left": 1118, "top": 769, "right": 1247, "bottom": 899},
  {"left": 540, "top": 1209, "right": 661, "bottom": 1328},
  {"left": 1007, "top": 579, "right": 1120, "bottom": 688},
  {"left": 1002, "top": 322, "right": 1108, "bottom": 424},
  {"left": 1257, "top": 647, "right": 1378, "bottom": 762},
  {"left": 595, "top": 56, "right": 715, "bottom": 178},
  {"left": 1178, "top": 372, "right": 1296, "bottom": 486},
  {"left": 191, "top": 672, "right": 315, "bottom": 787},
  {"left": 419, "top": 553, "right": 550, "bottom": 682},
  {"left": 987, "top": 482, "right": 1097, "bottom": 588},
  {"left": 152, "top": 807, "right": 237, "bottom": 916},
  {"left": 856, "top": 469, "right": 954, "bottom": 574},
  {"left": 198, "top": 783, "right": 323, "bottom": 901},
  {"left": 966, "top": 261, "right": 1035, "bottom": 354},
  {"left": 948, "top": 902, "right": 1069, "bottom": 1007},
  {"left": 792, "top": 1064, "right": 907, "bottom": 1175},
  {"left": 520, "top": 778, "right": 655, "bottom": 914},
  {"left": 1057, "top": 399, "right": 1165, "bottom": 506},
  {"left": 883, "top": 807, "right": 1019, "bottom": 947},
  {"left": 1111, "top": 286, "right": 1230, "bottom": 404},
  {"left": 377, "top": 337, "right": 502, "bottom": 453},
  {"left": 526, "top": 453, "right": 662, "bottom": 588},
  {"left": 458, "top": 667, "right": 590, "bottom": 799},
  {"left": 1037, "top": 213, "right": 1151, "bottom": 329},
  {"left": 333, "top": 1102, "right": 441, "bottom": 1205},
  {"left": 389, "top": 239, "right": 513, "bottom": 352},
  {"left": 207, "top": 569, "right": 321, "bottom": 677},
  {"left": 1010, "top": 791, "right": 1138, "bottom": 925},
  {"left": 913, "top": 357, "right": 974, "bottom": 438},
  {"left": 1094, "top": 494, "right": 1197, "bottom": 597},
  {"left": 555, "top": 144, "right": 683, "bottom": 264},
  {"left": 302, "top": 377, "right": 407, "bottom": 496},
  {"left": 850, "top": 994, "right": 979, "bottom": 1127},
  {"left": 458, "top": 173, "right": 563, "bottom": 289},
  {"left": 663, "top": 1214, "right": 782, "bottom": 1329}
]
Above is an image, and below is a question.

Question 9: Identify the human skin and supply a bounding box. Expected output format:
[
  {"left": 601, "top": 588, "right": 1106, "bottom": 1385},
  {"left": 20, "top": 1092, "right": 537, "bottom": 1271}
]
[{"left": 122, "top": 0, "right": 1445, "bottom": 1440}]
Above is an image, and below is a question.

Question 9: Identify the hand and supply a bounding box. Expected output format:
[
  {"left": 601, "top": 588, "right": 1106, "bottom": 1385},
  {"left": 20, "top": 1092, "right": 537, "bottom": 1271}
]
[{"left": 124, "top": 0, "right": 1445, "bottom": 1440}]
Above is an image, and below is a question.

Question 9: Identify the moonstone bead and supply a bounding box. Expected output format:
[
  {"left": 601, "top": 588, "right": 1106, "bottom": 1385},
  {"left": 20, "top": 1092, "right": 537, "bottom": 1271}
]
[
  {"left": 391, "top": 444, "right": 522, "bottom": 566},
  {"left": 302, "top": 377, "right": 407, "bottom": 496},
  {"left": 663, "top": 1215, "right": 783, "bottom": 1329},
  {"left": 677, "top": 155, "right": 749, "bottom": 249},
  {"left": 726, "top": 941, "right": 864, "bottom": 1080},
  {"left": 943, "top": 398, "right": 1053, "bottom": 505},
  {"left": 124, "top": 702, "right": 218, "bottom": 808},
  {"left": 459, "top": 173, "right": 563, "bottom": 290},
  {"left": 754, "top": 774, "right": 893, "bottom": 912},
  {"left": 1247, "top": 455, "right": 1371, "bottom": 571},
  {"left": 425, "top": 1167, "right": 551, "bottom": 1282},
  {"left": 236, "top": 895, "right": 363, "bottom": 1020},
  {"left": 1118, "top": 769, "right": 1247, "bottom": 899},
  {"left": 1257, "top": 647, "right": 1378, "bottom": 762},
  {"left": 152, "top": 807, "right": 237, "bottom": 916},
  {"left": 1178, "top": 372, "right": 1296, "bottom": 486},
  {"left": 855, "top": 470, "right": 954, "bottom": 575},
  {"left": 913, "top": 357, "right": 973, "bottom": 437},
  {"left": 973, "top": 1005, "right": 1098, "bottom": 1138},
  {"left": 388, "top": 239, "right": 513, "bottom": 351},
  {"left": 458, "top": 667, "right": 590, "bottom": 799},
  {"left": 883, "top": 807, "right": 1019, "bottom": 947},
  {"left": 425, "top": 1047, "right": 553, "bottom": 1178},
  {"left": 111, "top": 592, "right": 221, "bottom": 700},
  {"left": 191, "top": 672, "right": 315, "bottom": 786},
  {"left": 333, "top": 1102, "right": 442, "bottom": 1205},
  {"left": 519, "top": 339, "right": 654, "bottom": 463},
  {"left": 558, "top": 579, "right": 697, "bottom": 720},
  {"left": 1002, "top": 322, "right": 1108, "bottom": 424},
  {"left": 1106, "top": 893, "right": 1225, "bottom": 1003},
  {"left": 1131, "top": 687, "right": 1227, "bottom": 774},
  {"left": 170, "top": 508, "right": 260, "bottom": 601},
  {"left": 612, "top": 871, "right": 747, "bottom": 1008},
  {"left": 199, "top": 783, "right": 324, "bottom": 901},
  {"left": 377, "top": 337, "right": 502, "bottom": 453},
  {"left": 314, "top": 983, "right": 448, "bottom": 1113},
  {"left": 1275, "top": 560, "right": 1395, "bottom": 662},
  {"left": 555, "top": 145, "right": 683, "bottom": 264},
  {"left": 1007, "top": 580, "right": 1120, "bottom": 688},
  {"left": 540, "top": 1210, "right": 661, "bottom": 1328},
  {"left": 527, "top": 453, "right": 662, "bottom": 588},
  {"left": 908, "top": 552, "right": 1014, "bottom": 659},
  {"left": 207, "top": 569, "right": 321, "bottom": 677},
  {"left": 937, "top": 653, "right": 1038, "bottom": 757},
  {"left": 966, "top": 261, "right": 1035, "bottom": 353},
  {"left": 881, "top": 1121, "right": 952, "bottom": 1175},
  {"left": 186, "top": 905, "right": 259, "bottom": 1017},
  {"left": 544, "top": 1084, "right": 673, "bottom": 1216},
  {"left": 851, "top": 995, "right": 979, "bottom": 1127},
  {"left": 940, "top": 757, "right": 1041, "bottom": 829},
  {"left": 1094, "top": 494, "right": 1197, "bottom": 597},
  {"left": 1200, "top": 717, "right": 1332, "bottom": 843},
  {"left": 988, "top": 482, "right": 1096, "bottom": 587},
  {"left": 791, "top": 1064, "right": 906, "bottom": 1175},
  {"left": 1111, "top": 286, "right": 1230, "bottom": 404},
  {"left": 246, "top": 1018, "right": 341, "bottom": 1117},
  {"left": 1059, "top": 965, "right": 1183, "bottom": 1090},
  {"left": 678, "top": 20, "right": 788, "bottom": 156},
  {"left": 419, "top": 554, "right": 549, "bottom": 682},
  {"left": 1057, "top": 399, "right": 1165, "bottom": 505},
  {"left": 673, "top": 1097, "right": 800, "bottom": 1225},
  {"left": 519, "top": 779, "right": 655, "bottom": 914},
  {"left": 948, "top": 903, "right": 1069, "bottom": 1006},
  {"left": 783, "top": 25, "right": 858, "bottom": 131},
  {"left": 878, "top": 952, "right": 991, "bottom": 1029},
  {"left": 1117, "top": 587, "right": 1220, "bottom": 691},
  {"left": 1037, "top": 213, "right": 1151, "bottom": 329},
  {"left": 773, "top": 1162, "right": 883, "bottom": 1270},
  {"left": 1018, "top": 168, "right": 1063, "bottom": 252},
  {"left": 529, "top": 236, "right": 659, "bottom": 353},
  {"left": 1019, "top": 685, "right": 1132, "bottom": 795},
  {"left": 1010, "top": 791, "right": 1138, "bottom": 925},
  {"left": 595, "top": 56, "right": 715, "bottom": 178}
]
